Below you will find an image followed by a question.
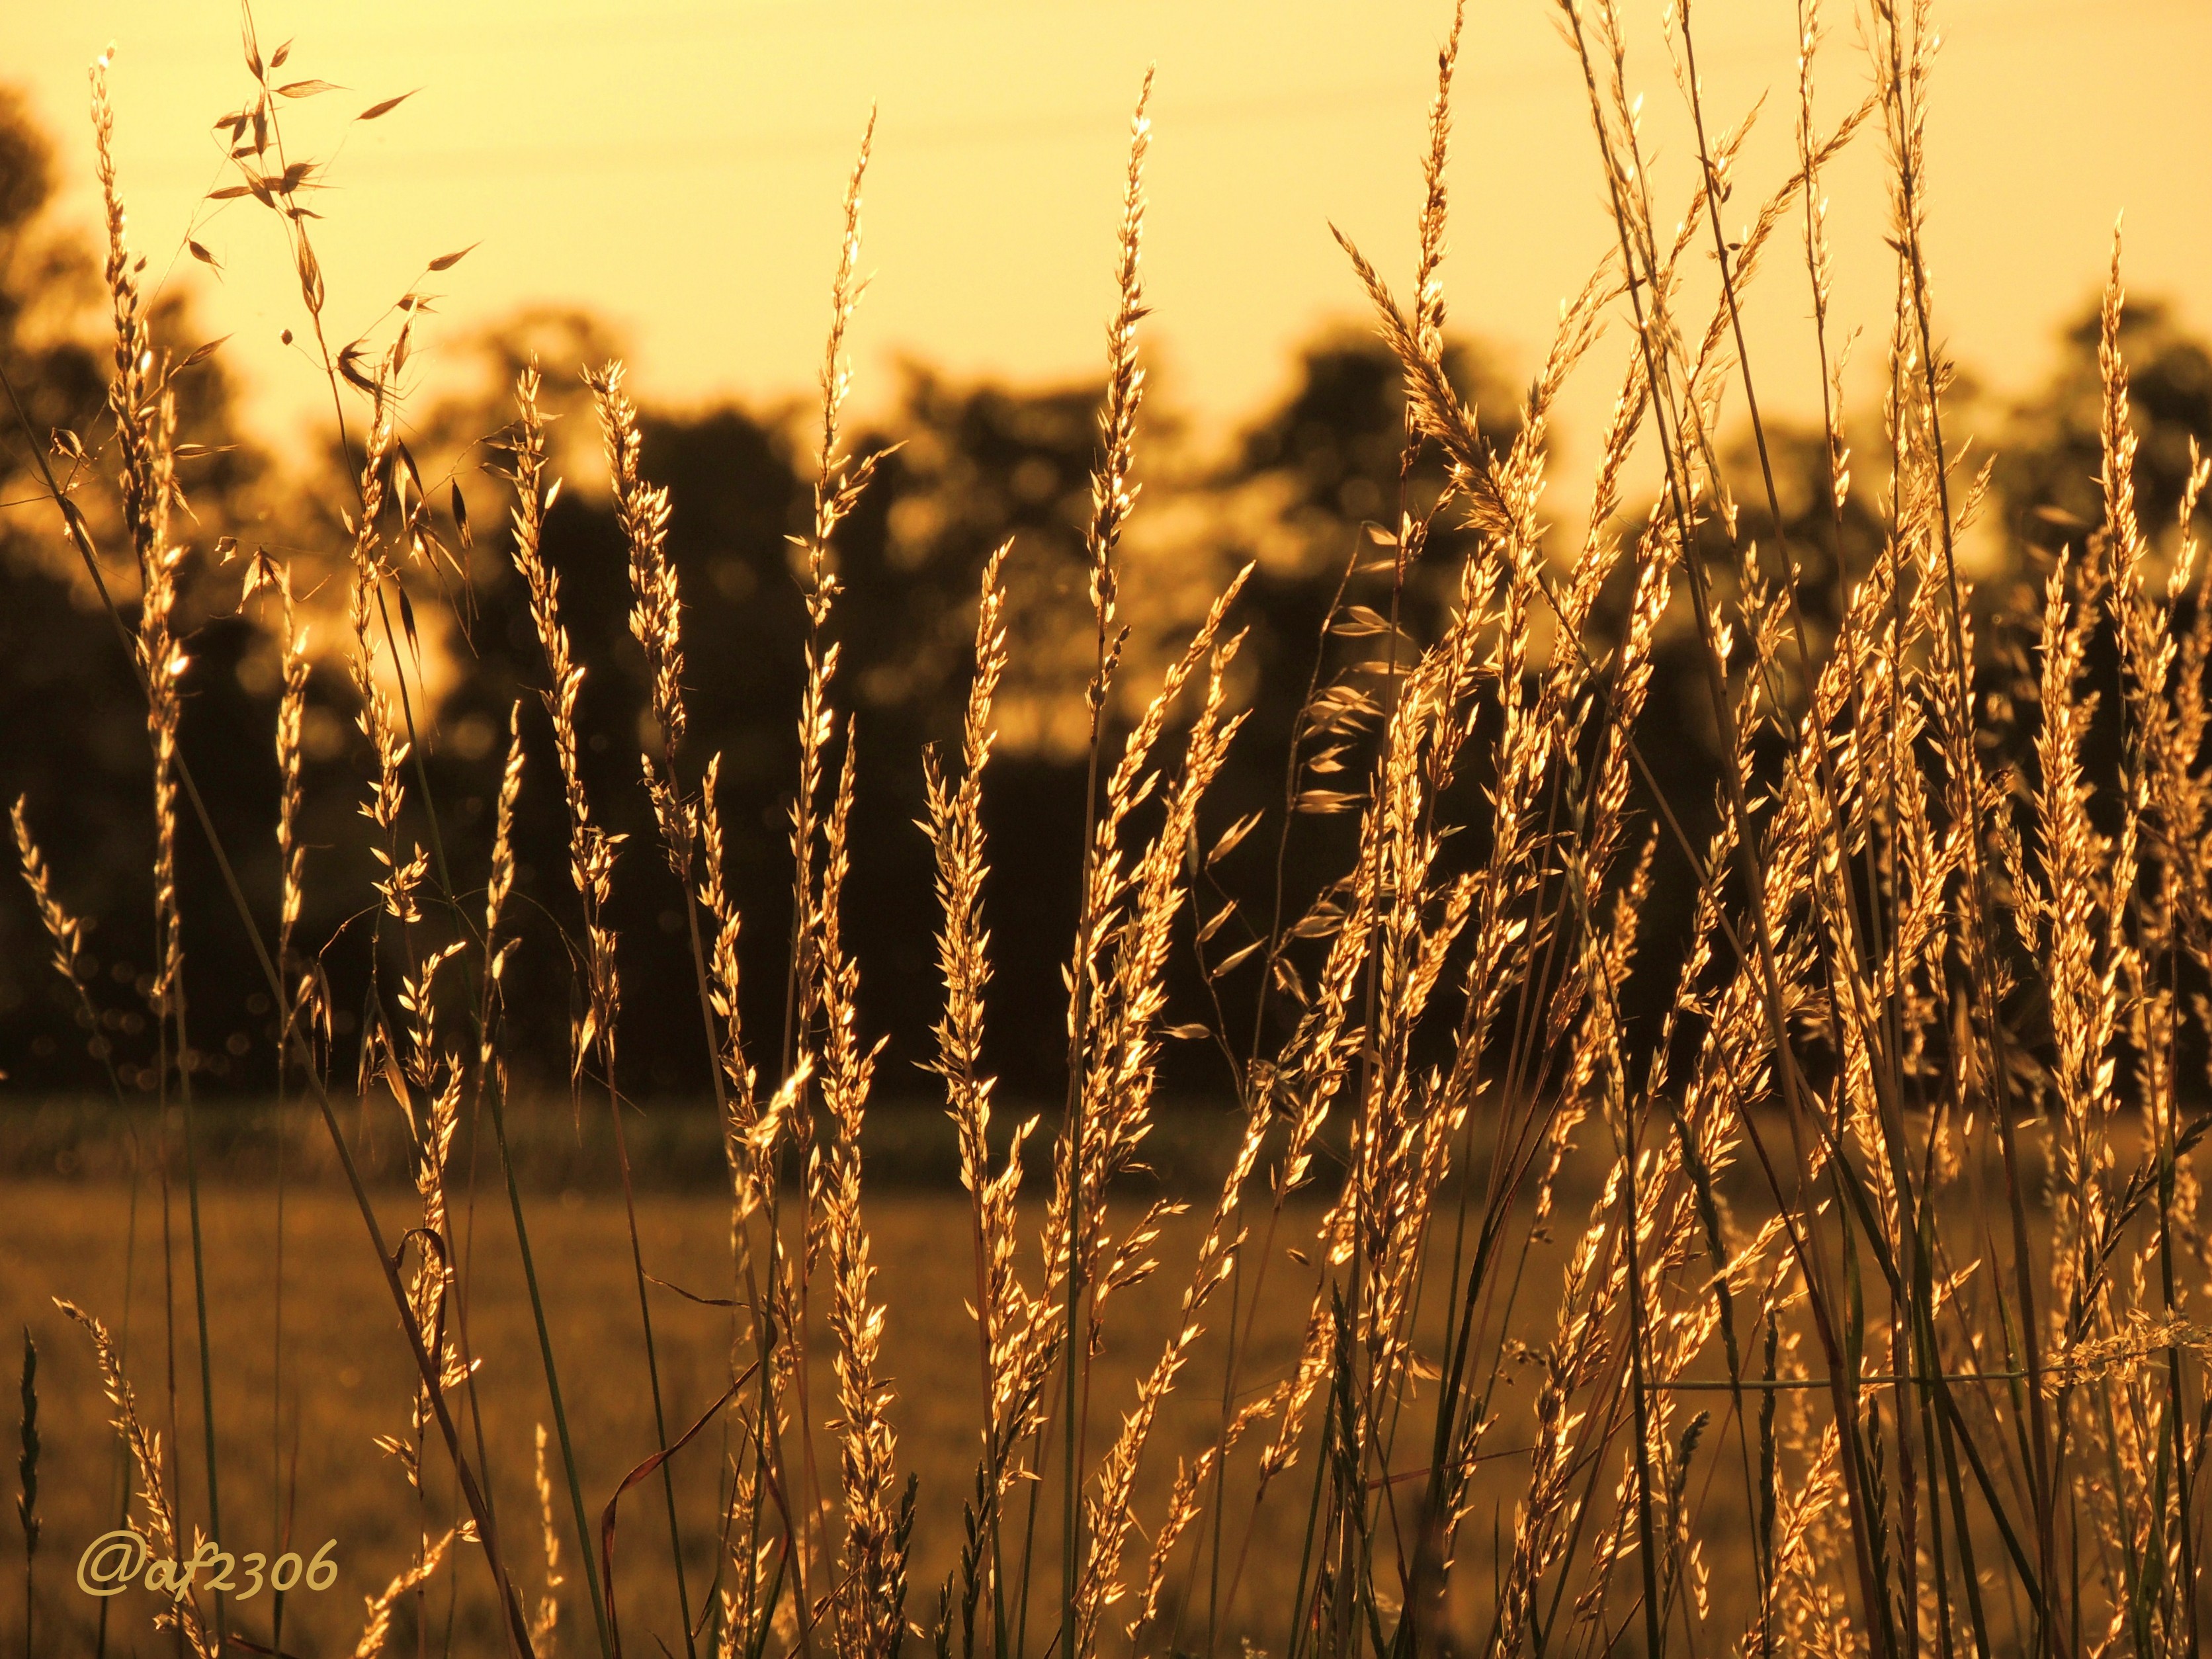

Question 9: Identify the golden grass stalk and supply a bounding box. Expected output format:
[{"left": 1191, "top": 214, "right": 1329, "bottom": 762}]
[
  {"left": 505, "top": 361, "right": 709, "bottom": 1657},
  {"left": 350, "top": 1525, "right": 462, "bottom": 1659},
  {"left": 923, "top": 540, "right": 1029, "bottom": 1652},
  {"left": 504, "top": 366, "right": 623, "bottom": 1089},
  {"left": 762, "top": 118, "right": 888, "bottom": 1638},
  {"left": 345, "top": 368, "right": 420, "bottom": 927},
  {"left": 998, "top": 577, "right": 1257, "bottom": 1534},
  {"left": 813, "top": 732, "right": 910, "bottom": 1658},
  {"left": 1071, "top": 636, "right": 1252, "bottom": 1646},
  {"left": 534, "top": 1423, "right": 565, "bottom": 1654},
  {"left": 485, "top": 701, "right": 527, "bottom": 984},
  {"left": 1055, "top": 103, "right": 1154, "bottom": 1641},
  {"left": 54, "top": 1300, "right": 214, "bottom": 1659},
  {"left": 699, "top": 759, "right": 770, "bottom": 1221},
  {"left": 92, "top": 60, "right": 232, "bottom": 1644},
  {"left": 91, "top": 53, "right": 165, "bottom": 593},
  {"left": 11, "top": 48, "right": 542, "bottom": 1657},
  {"left": 10, "top": 799, "right": 88, "bottom": 993},
  {"left": 1125, "top": 1394, "right": 1271, "bottom": 1642},
  {"left": 273, "top": 577, "right": 313, "bottom": 1036},
  {"left": 590, "top": 361, "right": 690, "bottom": 862}
]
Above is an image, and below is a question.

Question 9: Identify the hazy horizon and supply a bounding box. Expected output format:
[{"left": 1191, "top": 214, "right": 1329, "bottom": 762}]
[{"left": 15, "top": 0, "right": 2212, "bottom": 491}]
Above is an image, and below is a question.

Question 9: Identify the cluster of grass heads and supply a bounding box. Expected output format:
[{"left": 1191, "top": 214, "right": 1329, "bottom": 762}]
[{"left": 10, "top": 0, "right": 2212, "bottom": 1655}]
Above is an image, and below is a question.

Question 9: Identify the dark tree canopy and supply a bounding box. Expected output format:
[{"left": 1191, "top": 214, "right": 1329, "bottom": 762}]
[
  {"left": 6, "top": 60, "right": 2211, "bottom": 1123},
  {"left": 1997, "top": 294, "right": 2212, "bottom": 558}
]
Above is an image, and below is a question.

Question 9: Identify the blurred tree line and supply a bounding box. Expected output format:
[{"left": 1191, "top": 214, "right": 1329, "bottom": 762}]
[{"left": 3, "top": 83, "right": 2210, "bottom": 1115}]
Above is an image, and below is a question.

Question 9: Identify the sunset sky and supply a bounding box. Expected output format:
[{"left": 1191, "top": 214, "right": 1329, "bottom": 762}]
[{"left": 17, "top": 0, "right": 2212, "bottom": 484}]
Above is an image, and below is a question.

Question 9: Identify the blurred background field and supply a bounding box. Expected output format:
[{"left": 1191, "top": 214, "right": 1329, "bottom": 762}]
[
  {"left": 0, "top": 1099, "right": 2086, "bottom": 1655},
  {"left": 0, "top": 1116, "right": 1558, "bottom": 1656}
]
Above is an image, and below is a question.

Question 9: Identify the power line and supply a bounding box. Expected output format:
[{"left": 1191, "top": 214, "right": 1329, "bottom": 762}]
[{"left": 77, "top": 0, "right": 2182, "bottom": 192}]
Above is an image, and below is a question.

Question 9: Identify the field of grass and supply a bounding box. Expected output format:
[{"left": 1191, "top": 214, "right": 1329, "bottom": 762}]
[
  {"left": 0, "top": 1162, "right": 1451, "bottom": 1657},
  {"left": 5, "top": 1107, "right": 1823, "bottom": 1659},
  {"left": 0, "top": 1109, "right": 2106, "bottom": 1659},
  {"left": 9, "top": 0, "right": 2212, "bottom": 1656}
]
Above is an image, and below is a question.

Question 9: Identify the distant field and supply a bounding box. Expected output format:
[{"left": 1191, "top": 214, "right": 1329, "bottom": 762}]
[
  {"left": 1, "top": 1163, "right": 1365, "bottom": 1656},
  {"left": 0, "top": 1097, "right": 1719, "bottom": 1658},
  {"left": 6, "top": 1088, "right": 2104, "bottom": 1659}
]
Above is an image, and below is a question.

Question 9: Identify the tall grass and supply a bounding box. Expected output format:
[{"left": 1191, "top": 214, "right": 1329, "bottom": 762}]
[{"left": 9, "top": 0, "right": 2212, "bottom": 1655}]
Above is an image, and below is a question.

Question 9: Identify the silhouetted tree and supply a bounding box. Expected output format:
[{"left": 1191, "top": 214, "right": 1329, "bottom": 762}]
[
  {"left": 0, "top": 85, "right": 273, "bottom": 1098},
  {"left": 1997, "top": 294, "right": 2212, "bottom": 559}
]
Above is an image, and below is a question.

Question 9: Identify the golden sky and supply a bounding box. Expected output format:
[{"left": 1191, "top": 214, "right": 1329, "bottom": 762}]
[{"left": 18, "top": 0, "right": 2212, "bottom": 486}]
